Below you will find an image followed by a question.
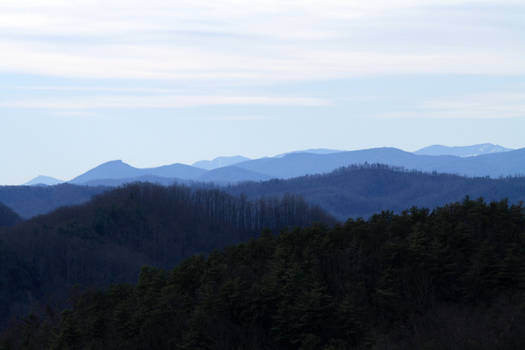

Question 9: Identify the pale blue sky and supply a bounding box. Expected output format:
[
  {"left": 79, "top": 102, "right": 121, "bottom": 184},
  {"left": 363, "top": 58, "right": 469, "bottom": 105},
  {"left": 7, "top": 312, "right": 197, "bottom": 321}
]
[{"left": 1, "top": 0, "right": 524, "bottom": 184}]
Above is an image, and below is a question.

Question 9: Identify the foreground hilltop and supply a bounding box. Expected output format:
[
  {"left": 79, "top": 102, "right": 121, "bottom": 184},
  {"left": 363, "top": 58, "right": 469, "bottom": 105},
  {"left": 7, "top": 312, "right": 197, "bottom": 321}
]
[
  {"left": 3, "top": 198, "right": 523, "bottom": 349},
  {"left": 0, "top": 202, "right": 20, "bottom": 227},
  {"left": 0, "top": 183, "right": 333, "bottom": 329}
]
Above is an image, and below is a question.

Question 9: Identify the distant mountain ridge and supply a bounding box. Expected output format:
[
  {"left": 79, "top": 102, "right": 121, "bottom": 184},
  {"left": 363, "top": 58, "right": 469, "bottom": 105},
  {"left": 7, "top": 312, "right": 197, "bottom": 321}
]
[
  {"left": 7, "top": 163, "right": 525, "bottom": 220},
  {"left": 24, "top": 175, "right": 63, "bottom": 186},
  {"left": 228, "top": 164, "right": 525, "bottom": 220},
  {"left": 24, "top": 144, "right": 525, "bottom": 188},
  {"left": 231, "top": 147, "right": 525, "bottom": 179},
  {"left": 273, "top": 148, "right": 343, "bottom": 158},
  {"left": 415, "top": 143, "right": 512, "bottom": 157},
  {"left": 70, "top": 160, "right": 206, "bottom": 184},
  {"left": 197, "top": 166, "right": 270, "bottom": 184},
  {"left": 80, "top": 175, "right": 181, "bottom": 187},
  {"left": 193, "top": 155, "right": 250, "bottom": 170}
]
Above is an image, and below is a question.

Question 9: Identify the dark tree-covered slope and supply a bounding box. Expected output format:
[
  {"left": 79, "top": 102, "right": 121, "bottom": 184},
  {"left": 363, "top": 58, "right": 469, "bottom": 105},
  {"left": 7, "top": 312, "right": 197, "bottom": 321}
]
[
  {"left": 3, "top": 198, "right": 523, "bottom": 349},
  {"left": 228, "top": 164, "right": 525, "bottom": 220},
  {"left": 0, "top": 202, "right": 20, "bottom": 227},
  {"left": 7, "top": 165, "right": 525, "bottom": 221},
  {"left": 0, "top": 183, "right": 333, "bottom": 329},
  {"left": 0, "top": 184, "right": 107, "bottom": 218}
]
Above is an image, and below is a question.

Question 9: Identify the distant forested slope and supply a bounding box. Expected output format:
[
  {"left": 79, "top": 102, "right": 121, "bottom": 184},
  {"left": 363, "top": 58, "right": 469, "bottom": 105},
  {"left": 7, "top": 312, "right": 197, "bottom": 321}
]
[
  {"left": 3, "top": 198, "right": 523, "bottom": 349},
  {"left": 0, "top": 184, "right": 107, "bottom": 218},
  {"left": 228, "top": 164, "right": 525, "bottom": 220},
  {"left": 6, "top": 165, "right": 525, "bottom": 222},
  {"left": 0, "top": 203, "right": 20, "bottom": 227},
  {"left": 232, "top": 147, "right": 525, "bottom": 178},
  {"left": 0, "top": 183, "right": 333, "bottom": 329}
]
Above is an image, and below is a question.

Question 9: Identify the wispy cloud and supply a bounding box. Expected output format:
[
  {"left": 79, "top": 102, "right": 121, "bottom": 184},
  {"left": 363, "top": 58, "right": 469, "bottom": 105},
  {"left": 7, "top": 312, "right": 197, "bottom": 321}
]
[
  {"left": 11, "top": 86, "right": 190, "bottom": 94},
  {"left": 378, "top": 92, "right": 525, "bottom": 119},
  {"left": 51, "top": 110, "right": 103, "bottom": 118},
  {"left": 0, "top": 95, "right": 330, "bottom": 109},
  {"left": 0, "top": 0, "right": 523, "bottom": 81},
  {"left": 203, "top": 115, "right": 269, "bottom": 121}
]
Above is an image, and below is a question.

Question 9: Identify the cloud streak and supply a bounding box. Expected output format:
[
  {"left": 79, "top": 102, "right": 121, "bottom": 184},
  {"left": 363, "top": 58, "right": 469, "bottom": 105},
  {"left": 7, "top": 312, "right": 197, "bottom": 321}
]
[
  {"left": 0, "top": 95, "right": 330, "bottom": 109},
  {"left": 0, "top": 0, "right": 524, "bottom": 81},
  {"left": 378, "top": 93, "right": 525, "bottom": 119}
]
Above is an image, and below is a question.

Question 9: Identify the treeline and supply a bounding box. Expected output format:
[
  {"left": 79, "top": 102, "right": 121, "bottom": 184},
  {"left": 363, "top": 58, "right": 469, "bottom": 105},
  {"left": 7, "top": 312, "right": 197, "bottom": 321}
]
[
  {"left": 2, "top": 198, "right": 524, "bottom": 349},
  {"left": 228, "top": 164, "right": 525, "bottom": 219},
  {"left": 0, "top": 183, "right": 333, "bottom": 329},
  {"left": 0, "top": 203, "right": 20, "bottom": 227},
  {"left": 0, "top": 184, "right": 106, "bottom": 218},
  {"left": 6, "top": 165, "right": 525, "bottom": 222}
]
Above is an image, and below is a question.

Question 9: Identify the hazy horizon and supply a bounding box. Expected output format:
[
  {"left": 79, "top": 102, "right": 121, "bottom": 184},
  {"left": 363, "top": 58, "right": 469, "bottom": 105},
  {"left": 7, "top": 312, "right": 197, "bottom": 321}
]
[
  {"left": 2, "top": 0, "right": 524, "bottom": 184},
  {"left": 6, "top": 142, "right": 522, "bottom": 186}
]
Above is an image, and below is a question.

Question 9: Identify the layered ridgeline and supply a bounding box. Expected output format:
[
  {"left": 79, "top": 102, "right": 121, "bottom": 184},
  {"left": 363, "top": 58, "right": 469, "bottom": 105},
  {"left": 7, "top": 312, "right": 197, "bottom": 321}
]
[
  {"left": 0, "top": 202, "right": 20, "bottom": 227},
  {"left": 23, "top": 176, "right": 63, "bottom": 186},
  {"left": 414, "top": 143, "right": 512, "bottom": 157},
  {"left": 0, "top": 184, "right": 106, "bottom": 219},
  {"left": 7, "top": 165, "right": 525, "bottom": 221},
  {"left": 228, "top": 147, "right": 525, "bottom": 179},
  {"left": 2, "top": 198, "right": 523, "bottom": 349},
  {"left": 228, "top": 165, "right": 525, "bottom": 220},
  {"left": 0, "top": 183, "right": 333, "bottom": 329},
  {"left": 26, "top": 146, "right": 525, "bottom": 189}
]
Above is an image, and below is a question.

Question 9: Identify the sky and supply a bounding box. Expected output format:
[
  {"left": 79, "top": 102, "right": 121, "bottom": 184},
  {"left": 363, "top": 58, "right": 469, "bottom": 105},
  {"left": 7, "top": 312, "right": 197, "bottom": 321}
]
[{"left": 1, "top": 0, "right": 525, "bottom": 185}]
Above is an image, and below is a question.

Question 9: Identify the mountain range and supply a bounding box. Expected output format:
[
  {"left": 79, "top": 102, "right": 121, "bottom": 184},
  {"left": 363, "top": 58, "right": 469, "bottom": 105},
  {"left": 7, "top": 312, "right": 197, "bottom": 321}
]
[
  {"left": 6, "top": 164, "right": 525, "bottom": 220},
  {"left": 24, "top": 175, "right": 64, "bottom": 186},
  {"left": 192, "top": 155, "right": 251, "bottom": 170},
  {"left": 414, "top": 143, "right": 512, "bottom": 157},
  {"left": 2, "top": 145, "right": 524, "bottom": 347},
  {"left": 22, "top": 143, "right": 521, "bottom": 188},
  {"left": 227, "top": 164, "right": 525, "bottom": 220}
]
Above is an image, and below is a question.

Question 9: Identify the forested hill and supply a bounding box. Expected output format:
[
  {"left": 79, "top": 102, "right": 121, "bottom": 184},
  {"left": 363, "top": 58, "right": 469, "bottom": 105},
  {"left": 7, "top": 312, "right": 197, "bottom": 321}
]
[
  {"left": 7, "top": 165, "right": 525, "bottom": 222},
  {"left": 0, "top": 184, "right": 106, "bottom": 218},
  {"left": 0, "top": 202, "right": 20, "bottom": 227},
  {"left": 0, "top": 183, "right": 334, "bottom": 329},
  {"left": 228, "top": 164, "right": 525, "bottom": 220},
  {"left": 3, "top": 198, "right": 523, "bottom": 349}
]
